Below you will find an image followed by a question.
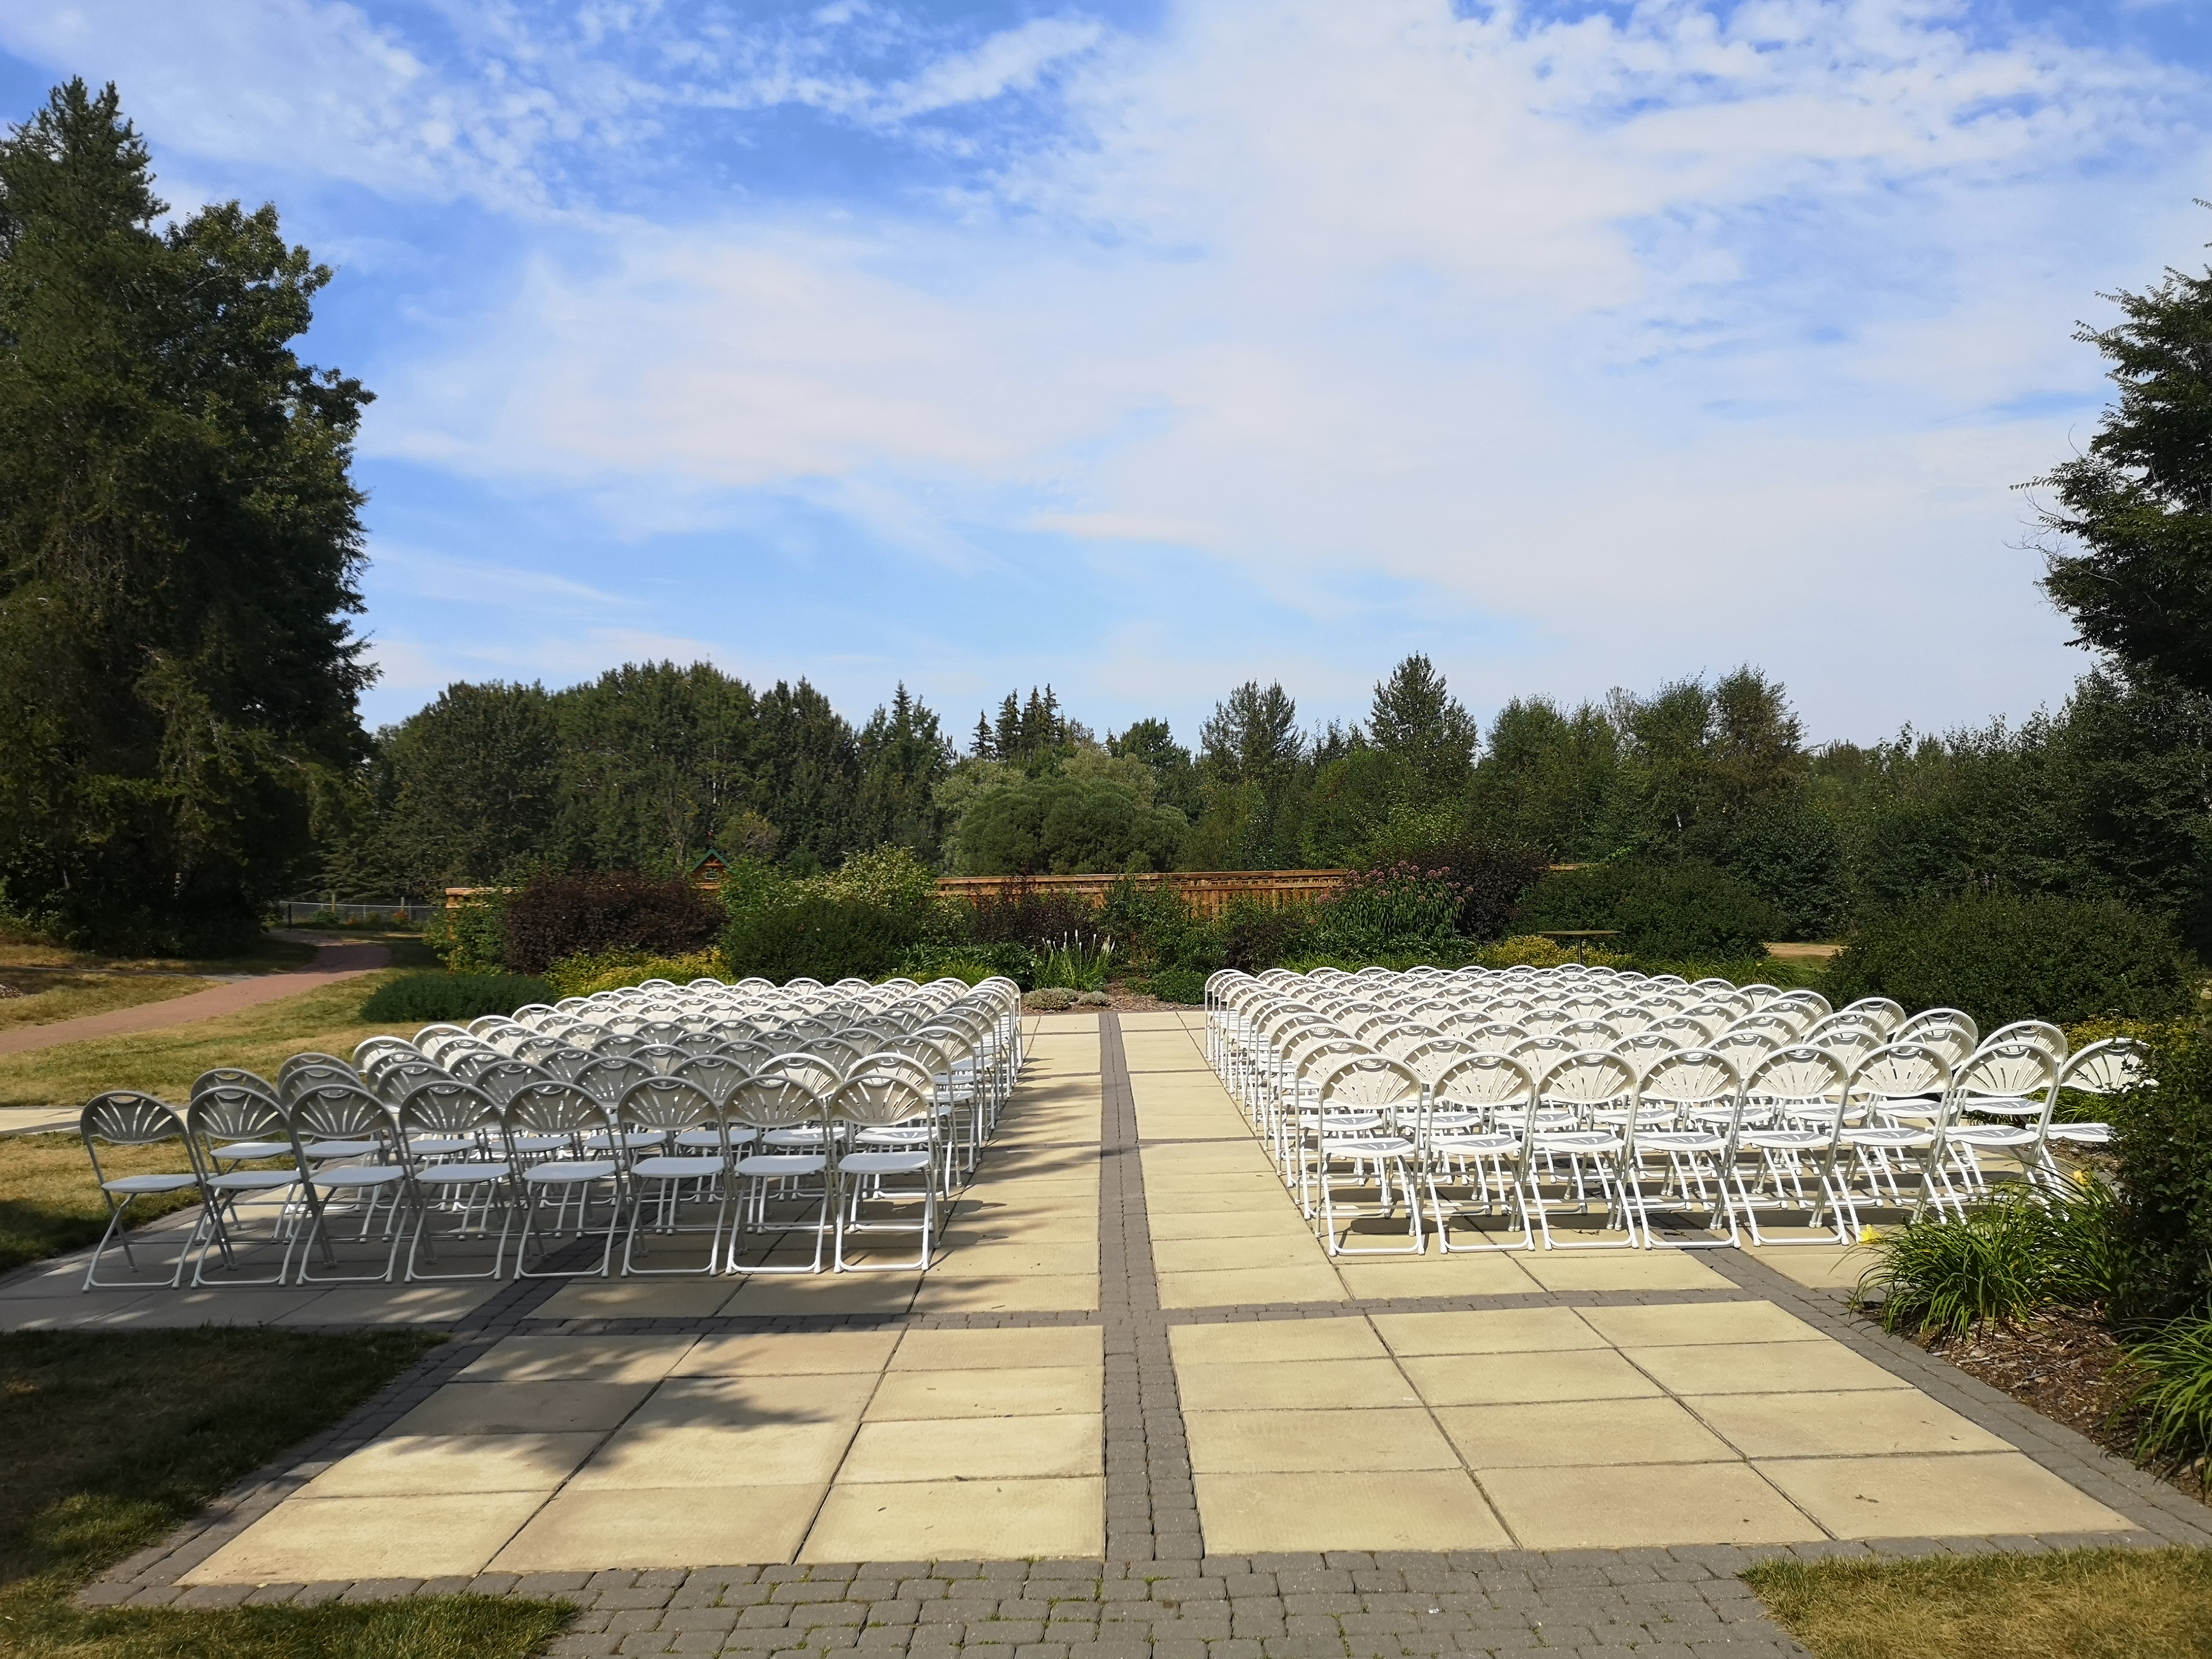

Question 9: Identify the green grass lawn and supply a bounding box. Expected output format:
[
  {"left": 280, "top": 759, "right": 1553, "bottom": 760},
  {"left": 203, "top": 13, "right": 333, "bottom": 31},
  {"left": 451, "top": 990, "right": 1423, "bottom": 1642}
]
[
  {"left": 0, "top": 1131, "right": 212, "bottom": 1275},
  {"left": 1746, "top": 1549, "right": 2212, "bottom": 1659},
  {"left": 0, "top": 1328, "right": 569, "bottom": 1657}
]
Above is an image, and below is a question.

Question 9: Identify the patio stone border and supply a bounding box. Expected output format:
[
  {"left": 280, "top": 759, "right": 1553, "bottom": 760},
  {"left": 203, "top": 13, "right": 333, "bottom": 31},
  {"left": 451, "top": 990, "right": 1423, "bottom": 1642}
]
[{"left": 77, "top": 1013, "right": 2212, "bottom": 1657}]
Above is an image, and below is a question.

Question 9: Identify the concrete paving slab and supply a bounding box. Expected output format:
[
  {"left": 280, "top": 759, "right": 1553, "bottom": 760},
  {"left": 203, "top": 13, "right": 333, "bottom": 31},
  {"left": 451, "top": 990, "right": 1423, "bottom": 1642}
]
[
  {"left": 459, "top": 1335, "right": 697, "bottom": 1384},
  {"left": 890, "top": 1326, "right": 1104, "bottom": 1370},
  {"left": 1175, "top": 1357, "right": 1418, "bottom": 1411},
  {"left": 392, "top": 1381, "right": 655, "bottom": 1436},
  {"left": 1577, "top": 1300, "right": 1825, "bottom": 1347},
  {"left": 1372, "top": 1307, "right": 1609, "bottom": 1356},
  {"left": 494, "top": 1484, "right": 820, "bottom": 1571},
  {"left": 298, "top": 1433, "right": 602, "bottom": 1496},
  {"left": 1185, "top": 1407, "right": 1458, "bottom": 1472},
  {"left": 1436, "top": 1398, "right": 1736, "bottom": 1468},
  {"left": 1689, "top": 1390, "right": 2015, "bottom": 1458},
  {"left": 865, "top": 1364, "right": 1100, "bottom": 1420},
  {"left": 1624, "top": 1339, "right": 1915, "bottom": 1396},
  {"left": 1398, "top": 1348, "right": 1663, "bottom": 1406},
  {"left": 802, "top": 1476, "right": 1104, "bottom": 1560},
  {"left": 837, "top": 1413, "right": 1101, "bottom": 1481},
  {"left": 1758, "top": 1452, "right": 2134, "bottom": 1538},
  {"left": 186, "top": 1492, "right": 545, "bottom": 1583},
  {"left": 1157, "top": 1264, "right": 1347, "bottom": 1309},
  {"left": 1193, "top": 1471, "right": 1510, "bottom": 1552},
  {"left": 1169, "top": 1316, "right": 1385, "bottom": 1364},
  {"left": 569, "top": 1419, "right": 857, "bottom": 1488},
  {"left": 675, "top": 1330, "right": 902, "bottom": 1376},
  {"left": 1481, "top": 1461, "right": 1825, "bottom": 1549}
]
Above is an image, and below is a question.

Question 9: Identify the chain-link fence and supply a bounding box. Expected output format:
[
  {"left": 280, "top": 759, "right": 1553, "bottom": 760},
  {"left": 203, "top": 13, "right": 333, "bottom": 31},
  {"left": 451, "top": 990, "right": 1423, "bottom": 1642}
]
[{"left": 272, "top": 900, "right": 434, "bottom": 925}]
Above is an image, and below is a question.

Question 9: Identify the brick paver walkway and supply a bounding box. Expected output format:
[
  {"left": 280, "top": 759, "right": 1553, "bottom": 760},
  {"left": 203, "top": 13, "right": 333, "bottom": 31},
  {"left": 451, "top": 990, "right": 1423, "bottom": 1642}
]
[
  {"left": 0, "top": 933, "right": 392, "bottom": 1058},
  {"left": 28, "top": 1011, "right": 2212, "bottom": 1657}
]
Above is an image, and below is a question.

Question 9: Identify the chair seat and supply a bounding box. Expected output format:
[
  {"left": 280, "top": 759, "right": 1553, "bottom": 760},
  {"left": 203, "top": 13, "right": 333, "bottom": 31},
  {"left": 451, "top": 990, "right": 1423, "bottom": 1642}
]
[
  {"left": 203, "top": 1170, "right": 297, "bottom": 1191},
  {"left": 632, "top": 1155, "right": 727, "bottom": 1179},
  {"left": 1959, "top": 1099, "right": 2041, "bottom": 1118},
  {"left": 1845, "top": 1128, "right": 1932, "bottom": 1148},
  {"left": 524, "top": 1159, "right": 620, "bottom": 1184},
  {"left": 1638, "top": 1133, "right": 1725, "bottom": 1153},
  {"left": 841, "top": 1151, "right": 932, "bottom": 1175},
  {"left": 1431, "top": 1133, "right": 1517, "bottom": 1154},
  {"left": 678, "top": 1128, "right": 755, "bottom": 1148},
  {"left": 304, "top": 1139, "right": 384, "bottom": 1160},
  {"left": 737, "top": 1154, "right": 828, "bottom": 1177},
  {"left": 309, "top": 1164, "right": 408, "bottom": 1188},
  {"left": 1948, "top": 1127, "right": 2037, "bottom": 1147},
  {"left": 213, "top": 1140, "right": 289, "bottom": 1161},
  {"left": 854, "top": 1127, "right": 930, "bottom": 1146},
  {"left": 763, "top": 1128, "right": 830, "bottom": 1146},
  {"left": 508, "top": 1134, "right": 571, "bottom": 1153},
  {"left": 418, "top": 1162, "right": 512, "bottom": 1184},
  {"left": 409, "top": 1136, "right": 477, "bottom": 1156},
  {"left": 583, "top": 1131, "right": 666, "bottom": 1151},
  {"left": 102, "top": 1173, "right": 200, "bottom": 1194},
  {"left": 1322, "top": 1134, "right": 1415, "bottom": 1155},
  {"left": 1740, "top": 1131, "right": 1825, "bottom": 1149},
  {"left": 1532, "top": 1133, "right": 1620, "bottom": 1153},
  {"left": 2046, "top": 1122, "right": 2111, "bottom": 1144}
]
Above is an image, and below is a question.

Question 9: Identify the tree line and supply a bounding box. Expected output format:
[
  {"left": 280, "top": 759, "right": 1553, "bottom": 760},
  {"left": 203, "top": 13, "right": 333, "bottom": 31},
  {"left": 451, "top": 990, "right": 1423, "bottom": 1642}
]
[{"left": 2, "top": 79, "right": 2207, "bottom": 955}]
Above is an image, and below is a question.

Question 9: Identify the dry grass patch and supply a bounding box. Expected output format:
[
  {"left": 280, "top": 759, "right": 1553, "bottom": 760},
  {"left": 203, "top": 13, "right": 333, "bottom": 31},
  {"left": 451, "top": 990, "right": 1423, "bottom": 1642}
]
[
  {"left": 0, "top": 969, "right": 217, "bottom": 1033},
  {"left": 0, "top": 1329, "right": 569, "bottom": 1658},
  {"left": 0, "top": 1132, "right": 210, "bottom": 1275},
  {"left": 0, "top": 973, "right": 423, "bottom": 1113},
  {"left": 1746, "top": 1548, "right": 2212, "bottom": 1659}
]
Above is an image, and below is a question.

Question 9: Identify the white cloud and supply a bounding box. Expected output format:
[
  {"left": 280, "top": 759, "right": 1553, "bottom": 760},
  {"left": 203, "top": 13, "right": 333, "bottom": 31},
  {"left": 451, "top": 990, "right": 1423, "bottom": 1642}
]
[{"left": 348, "top": 0, "right": 2200, "bottom": 733}]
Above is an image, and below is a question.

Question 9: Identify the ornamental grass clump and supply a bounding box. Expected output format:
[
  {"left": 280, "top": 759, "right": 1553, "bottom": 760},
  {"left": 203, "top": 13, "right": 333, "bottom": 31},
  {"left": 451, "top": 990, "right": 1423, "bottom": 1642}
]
[
  {"left": 1855, "top": 1182, "right": 2125, "bottom": 1338},
  {"left": 2117, "top": 1315, "right": 2212, "bottom": 1481}
]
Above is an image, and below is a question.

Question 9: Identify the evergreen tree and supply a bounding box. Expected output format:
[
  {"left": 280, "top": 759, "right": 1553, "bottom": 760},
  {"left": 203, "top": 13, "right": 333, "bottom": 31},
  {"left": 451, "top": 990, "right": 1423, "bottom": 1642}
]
[
  {"left": 2035, "top": 242, "right": 2212, "bottom": 694},
  {"left": 855, "top": 683, "right": 952, "bottom": 859},
  {"left": 1367, "top": 653, "right": 1480, "bottom": 805},
  {"left": 0, "top": 81, "right": 372, "bottom": 948}
]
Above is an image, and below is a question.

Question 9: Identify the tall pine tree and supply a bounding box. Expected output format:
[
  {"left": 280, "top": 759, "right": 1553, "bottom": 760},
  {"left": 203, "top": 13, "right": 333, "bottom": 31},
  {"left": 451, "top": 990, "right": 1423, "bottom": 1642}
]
[{"left": 0, "top": 81, "right": 372, "bottom": 948}]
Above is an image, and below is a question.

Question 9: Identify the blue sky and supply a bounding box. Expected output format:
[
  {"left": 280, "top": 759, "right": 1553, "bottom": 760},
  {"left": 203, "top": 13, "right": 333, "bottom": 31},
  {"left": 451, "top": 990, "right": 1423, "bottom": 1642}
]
[{"left": 4, "top": 1, "right": 2206, "bottom": 747}]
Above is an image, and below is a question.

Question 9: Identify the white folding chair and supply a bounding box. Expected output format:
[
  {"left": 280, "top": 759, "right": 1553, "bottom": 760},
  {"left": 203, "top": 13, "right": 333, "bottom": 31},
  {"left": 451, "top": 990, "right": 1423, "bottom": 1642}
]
[{"left": 78, "top": 1093, "right": 198, "bottom": 1290}]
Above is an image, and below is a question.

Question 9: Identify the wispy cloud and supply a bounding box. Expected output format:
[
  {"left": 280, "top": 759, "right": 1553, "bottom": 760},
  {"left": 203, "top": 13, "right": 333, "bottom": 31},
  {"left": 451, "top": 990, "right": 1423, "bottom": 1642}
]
[{"left": 3, "top": 0, "right": 2201, "bottom": 740}]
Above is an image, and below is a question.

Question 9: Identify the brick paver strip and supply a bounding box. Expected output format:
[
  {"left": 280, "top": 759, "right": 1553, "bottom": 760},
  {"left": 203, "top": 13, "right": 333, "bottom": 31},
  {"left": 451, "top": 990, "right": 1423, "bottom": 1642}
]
[
  {"left": 0, "top": 936, "right": 392, "bottom": 1057},
  {"left": 82, "top": 1011, "right": 2212, "bottom": 1656}
]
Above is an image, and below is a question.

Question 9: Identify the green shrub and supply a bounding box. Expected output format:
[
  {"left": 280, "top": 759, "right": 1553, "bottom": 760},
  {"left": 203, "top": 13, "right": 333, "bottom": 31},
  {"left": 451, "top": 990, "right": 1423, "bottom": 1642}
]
[
  {"left": 1825, "top": 892, "right": 2190, "bottom": 1031},
  {"left": 1214, "top": 897, "right": 1317, "bottom": 972},
  {"left": 1311, "top": 863, "right": 1463, "bottom": 956},
  {"left": 897, "top": 941, "right": 1036, "bottom": 988},
  {"left": 501, "top": 870, "right": 725, "bottom": 975},
  {"left": 955, "top": 775, "right": 1187, "bottom": 874},
  {"left": 1036, "top": 936, "right": 1113, "bottom": 991},
  {"left": 359, "top": 971, "right": 554, "bottom": 1023},
  {"left": 1515, "top": 857, "right": 1786, "bottom": 960},
  {"left": 722, "top": 894, "right": 917, "bottom": 983},
  {"left": 545, "top": 950, "right": 725, "bottom": 998},
  {"left": 1350, "top": 819, "right": 1550, "bottom": 940},
  {"left": 1147, "top": 967, "right": 1208, "bottom": 1005},
  {"left": 1854, "top": 1184, "right": 2125, "bottom": 1337},
  {"left": 424, "top": 891, "right": 508, "bottom": 973},
  {"left": 2106, "top": 1024, "right": 2212, "bottom": 1318},
  {"left": 2118, "top": 1315, "right": 2212, "bottom": 1478}
]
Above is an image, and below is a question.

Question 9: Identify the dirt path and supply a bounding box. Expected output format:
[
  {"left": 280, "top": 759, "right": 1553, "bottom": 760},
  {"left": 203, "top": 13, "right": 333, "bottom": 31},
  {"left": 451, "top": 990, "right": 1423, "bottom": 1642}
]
[{"left": 0, "top": 933, "right": 392, "bottom": 1059}]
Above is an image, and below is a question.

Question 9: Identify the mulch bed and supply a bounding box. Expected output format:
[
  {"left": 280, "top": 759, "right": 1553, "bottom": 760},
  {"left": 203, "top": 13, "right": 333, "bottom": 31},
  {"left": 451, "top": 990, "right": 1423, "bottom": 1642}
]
[{"left": 1914, "top": 1310, "right": 2211, "bottom": 1501}]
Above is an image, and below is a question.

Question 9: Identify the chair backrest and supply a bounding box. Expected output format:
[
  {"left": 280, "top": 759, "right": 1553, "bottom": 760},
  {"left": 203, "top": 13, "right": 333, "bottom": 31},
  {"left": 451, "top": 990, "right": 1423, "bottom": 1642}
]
[
  {"left": 397, "top": 1079, "right": 502, "bottom": 1138},
  {"left": 1903, "top": 1022, "right": 1976, "bottom": 1068},
  {"left": 618, "top": 1076, "right": 720, "bottom": 1133},
  {"left": 2056, "top": 1037, "right": 2150, "bottom": 1099},
  {"left": 1315, "top": 1054, "right": 1421, "bottom": 1113},
  {"left": 1744, "top": 1045, "right": 1850, "bottom": 1112},
  {"left": 593, "top": 1033, "right": 646, "bottom": 1059},
  {"left": 575, "top": 1055, "right": 654, "bottom": 1107},
  {"left": 191, "top": 1067, "right": 275, "bottom": 1102},
  {"left": 1537, "top": 1049, "right": 1638, "bottom": 1109},
  {"left": 1652, "top": 1013, "right": 1721, "bottom": 1045},
  {"left": 1842, "top": 996, "right": 1906, "bottom": 1033},
  {"left": 1849, "top": 1043, "right": 1953, "bottom": 1105},
  {"left": 1638, "top": 1050, "right": 1744, "bottom": 1118},
  {"left": 1899, "top": 1007, "right": 1979, "bottom": 1046},
  {"left": 725, "top": 1067, "right": 829, "bottom": 1131},
  {"left": 1507, "top": 1034, "right": 1576, "bottom": 1071},
  {"left": 81, "top": 1091, "right": 183, "bottom": 1148},
  {"left": 1983, "top": 1020, "right": 2067, "bottom": 1061},
  {"left": 352, "top": 1036, "right": 420, "bottom": 1071},
  {"left": 1430, "top": 1053, "right": 1539, "bottom": 1113},
  {"left": 1732, "top": 1012, "right": 1805, "bottom": 1042},
  {"left": 828, "top": 1056, "right": 937, "bottom": 1128},
  {"left": 1615, "top": 1030, "right": 1683, "bottom": 1072},
  {"left": 631, "top": 1042, "right": 691, "bottom": 1076},
  {"left": 675, "top": 1053, "right": 751, "bottom": 1104},
  {"left": 1954, "top": 1041, "right": 2060, "bottom": 1103},
  {"left": 501, "top": 1081, "right": 615, "bottom": 1142},
  {"left": 473, "top": 1059, "right": 554, "bottom": 1104},
  {"left": 1399, "top": 1036, "right": 1481, "bottom": 1086},
  {"left": 1707, "top": 1028, "right": 1778, "bottom": 1065},
  {"left": 370, "top": 1057, "right": 450, "bottom": 1105},
  {"left": 186, "top": 1083, "right": 288, "bottom": 1147},
  {"left": 278, "top": 1052, "right": 358, "bottom": 1088},
  {"left": 277, "top": 1062, "right": 358, "bottom": 1105},
  {"left": 1555, "top": 1019, "right": 1620, "bottom": 1048},
  {"left": 287, "top": 1082, "right": 393, "bottom": 1146},
  {"left": 1452, "top": 1021, "right": 1527, "bottom": 1056}
]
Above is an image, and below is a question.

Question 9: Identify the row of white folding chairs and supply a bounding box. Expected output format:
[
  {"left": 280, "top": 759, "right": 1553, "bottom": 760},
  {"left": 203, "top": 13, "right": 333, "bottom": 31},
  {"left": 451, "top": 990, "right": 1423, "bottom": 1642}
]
[
  {"left": 1275, "top": 1034, "right": 2148, "bottom": 1255},
  {"left": 81, "top": 1050, "right": 954, "bottom": 1289}
]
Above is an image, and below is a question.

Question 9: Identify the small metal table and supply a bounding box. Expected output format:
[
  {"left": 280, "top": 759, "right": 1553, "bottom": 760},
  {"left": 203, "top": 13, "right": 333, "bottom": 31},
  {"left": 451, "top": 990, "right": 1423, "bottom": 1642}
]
[{"left": 1532, "top": 929, "right": 1621, "bottom": 964}]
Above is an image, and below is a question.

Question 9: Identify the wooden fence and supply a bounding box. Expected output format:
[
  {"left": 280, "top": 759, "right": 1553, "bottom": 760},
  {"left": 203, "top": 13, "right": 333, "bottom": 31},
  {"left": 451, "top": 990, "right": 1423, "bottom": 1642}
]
[{"left": 933, "top": 870, "right": 1352, "bottom": 919}]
